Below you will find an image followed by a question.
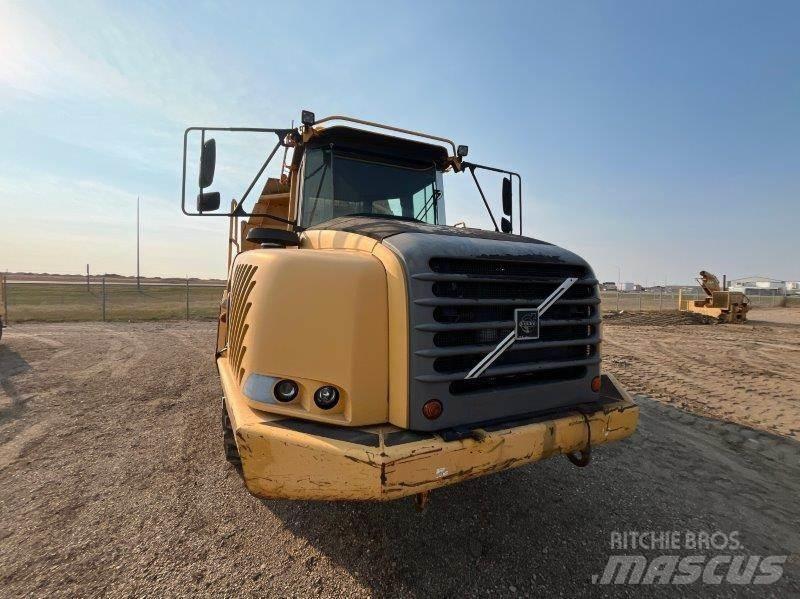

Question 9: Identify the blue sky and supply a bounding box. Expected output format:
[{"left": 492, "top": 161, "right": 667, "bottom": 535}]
[{"left": 1, "top": 1, "right": 797, "bottom": 283}]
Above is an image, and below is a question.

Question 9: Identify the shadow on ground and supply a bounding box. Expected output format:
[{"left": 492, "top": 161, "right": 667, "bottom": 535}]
[
  {"left": 264, "top": 399, "right": 800, "bottom": 597},
  {"left": 0, "top": 345, "right": 31, "bottom": 420}
]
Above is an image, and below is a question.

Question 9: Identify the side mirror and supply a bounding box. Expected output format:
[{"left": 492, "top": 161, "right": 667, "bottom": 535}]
[
  {"left": 501, "top": 217, "right": 512, "bottom": 234},
  {"left": 197, "top": 191, "right": 221, "bottom": 212},
  {"left": 199, "top": 139, "right": 216, "bottom": 188},
  {"left": 502, "top": 177, "right": 512, "bottom": 216}
]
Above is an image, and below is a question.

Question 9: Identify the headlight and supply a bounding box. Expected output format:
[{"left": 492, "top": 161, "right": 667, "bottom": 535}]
[
  {"left": 314, "top": 386, "right": 339, "bottom": 410},
  {"left": 273, "top": 379, "right": 299, "bottom": 402}
]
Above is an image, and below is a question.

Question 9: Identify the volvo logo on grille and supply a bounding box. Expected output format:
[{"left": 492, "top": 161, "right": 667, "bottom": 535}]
[
  {"left": 464, "top": 277, "right": 578, "bottom": 380},
  {"left": 515, "top": 308, "right": 540, "bottom": 340}
]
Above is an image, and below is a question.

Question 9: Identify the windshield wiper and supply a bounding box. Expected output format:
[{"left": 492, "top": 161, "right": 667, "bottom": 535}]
[{"left": 343, "top": 212, "right": 424, "bottom": 223}]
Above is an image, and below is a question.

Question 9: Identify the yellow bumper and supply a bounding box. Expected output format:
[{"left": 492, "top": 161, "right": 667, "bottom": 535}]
[{"left": 224, "top": 374, "right": 638, "bottom": 501}]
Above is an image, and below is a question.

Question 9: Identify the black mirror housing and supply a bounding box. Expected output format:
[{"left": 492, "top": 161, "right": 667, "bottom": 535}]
[
  {"left": 502, "top": 177, "right": 512, "bottom": 217},
  {"left": 501, "top": 217, "right": 512, "bottom": 234},
  {"left": 197, "top": 191, "right": 221, "bottom": 212},
  {"left": 199, "top": 138, "right": 216, "bottom": 188}
]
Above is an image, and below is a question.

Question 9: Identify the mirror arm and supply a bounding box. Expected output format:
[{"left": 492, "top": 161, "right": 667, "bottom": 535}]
[
  {"left": 462, "top": 161, "right": 524, "bottom": 236},
  {"left": 230, "top": 137, "right": 284, "bottom": 215},
  {"left": 199, "top": 129, "right": 205, "bottom": 198},
  {"left": 181, "top": 127, "right": 296, "bottom": 219},
  {"left": 464, "top": 163, "right": 500, "bottom": 232},
  {"left": 517, "top": 174, "right": 522, "bottom": 236}
]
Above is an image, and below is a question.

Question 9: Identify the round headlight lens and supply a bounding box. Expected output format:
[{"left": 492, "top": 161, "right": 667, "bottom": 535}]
[
  {"left": 314, "top": 385, "right": 340, "bottom": 410},
  {"left": 274, "top": 379, "right": 299, "bottom": 402}
]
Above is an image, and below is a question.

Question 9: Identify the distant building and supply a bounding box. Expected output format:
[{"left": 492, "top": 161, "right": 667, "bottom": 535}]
[
  {"left": 786, "top": 281, "right": 800, "bottom": 295},
  {"left": 617, "top": 282, "right": 636, "bottom": 292},
  {"left": 601, "top": 282, "right": 617, "bottom": 291},
  {"left": 728, "top": 276, "right": 786, "bottom": 297}
]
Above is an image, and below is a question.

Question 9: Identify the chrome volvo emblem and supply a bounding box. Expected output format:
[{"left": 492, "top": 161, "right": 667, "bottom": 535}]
[{"left": 515, "top": 308, "right": 539, "bottom": 340}]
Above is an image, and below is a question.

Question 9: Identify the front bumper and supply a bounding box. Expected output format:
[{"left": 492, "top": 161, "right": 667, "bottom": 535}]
[{"left": 224, "top": 373, "right": 638, "bottom": 501}]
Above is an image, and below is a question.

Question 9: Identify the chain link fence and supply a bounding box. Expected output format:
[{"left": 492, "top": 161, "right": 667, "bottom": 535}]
[
  {"left": 599, "top": 290, "right": 791, "bottom": 312},
  {"left": 1, "top": 276, "right": 796, "bottom": 324},
  {"left": 1, "top": 277, "right": 224, "bottom": 323}
]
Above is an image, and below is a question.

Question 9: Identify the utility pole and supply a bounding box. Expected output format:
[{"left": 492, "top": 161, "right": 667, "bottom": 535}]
[
  {"left": 3, "top": 273, "right": 8, "bottom": 323},
  {"left": 136, "top": 196, "right": 141, "bottom": 290}
]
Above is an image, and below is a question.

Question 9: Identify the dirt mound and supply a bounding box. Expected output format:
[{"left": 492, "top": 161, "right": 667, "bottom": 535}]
[{"left": 603, "top": 310, "right": 717, "bottom": 326}]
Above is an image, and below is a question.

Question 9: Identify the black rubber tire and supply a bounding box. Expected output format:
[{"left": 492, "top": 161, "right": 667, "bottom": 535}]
[{"left": 221, "top": 401, "right": 242, "bottom": 471}]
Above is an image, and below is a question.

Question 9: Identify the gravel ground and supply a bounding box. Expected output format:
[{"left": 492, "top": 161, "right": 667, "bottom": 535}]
[{"left": 0, "top": 322, "right": 798, "bottom": 597}]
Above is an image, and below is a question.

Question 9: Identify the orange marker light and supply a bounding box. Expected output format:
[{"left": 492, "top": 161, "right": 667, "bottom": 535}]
[
  {"left": 422, "top": 399, "right": 443, "bottom": 420},
  {"left": 591, "top": 376, "right": 602, "bottom": 392}
]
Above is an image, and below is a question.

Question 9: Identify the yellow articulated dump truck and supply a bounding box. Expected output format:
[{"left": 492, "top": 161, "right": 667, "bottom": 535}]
[{"left": 181, "top": 112, "right": 638, "bottom": 503}]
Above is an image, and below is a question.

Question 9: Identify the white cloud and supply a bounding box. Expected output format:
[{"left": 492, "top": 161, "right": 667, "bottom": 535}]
[{"left": 0, "top": 2, "right": 265, "bottom": 125}]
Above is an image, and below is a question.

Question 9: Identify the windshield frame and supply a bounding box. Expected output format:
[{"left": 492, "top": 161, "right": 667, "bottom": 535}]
[{"left": 298, "top": 146, "right": 445, "bottom": 229}]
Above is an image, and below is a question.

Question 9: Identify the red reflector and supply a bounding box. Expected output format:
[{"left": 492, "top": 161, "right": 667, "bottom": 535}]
[
  {"left": 422, "top": 399, "right": 443, "bottom": 420},
  {"left": 591, "top": 376, "right": 602, "bottom": 392}
]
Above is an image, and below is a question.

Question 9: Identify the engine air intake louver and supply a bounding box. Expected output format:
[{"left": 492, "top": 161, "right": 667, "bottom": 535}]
[{"left": 228, "top": 263, "right": 258, "bottom": 384}]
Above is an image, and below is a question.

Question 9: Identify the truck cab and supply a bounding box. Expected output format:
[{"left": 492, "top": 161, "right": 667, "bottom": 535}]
[{"left": 182, "top": 113, "right": 638, "bottom": 502}]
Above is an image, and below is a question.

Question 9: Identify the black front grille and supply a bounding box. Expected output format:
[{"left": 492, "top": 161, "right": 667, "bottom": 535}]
[
  {"left": 433, "top": 324, "right": 594, "bottom": 347},
  {"left": 430, "top": 257, "right": 587, "bottom": 280},
  {"left": 433, "top": 303, "right": 592, "bottom": 324},
  {"left": 434, "top": 344, "right": 595, "bottom": 374},
  {"left": 449, "top": 366, "right": 588, "bottom": 395},
  {"left": 413, "top": 257, "right": 600, "bottom": 395},
  {"left": 432, "top": 280, "right": 593, "bottom": 300}
]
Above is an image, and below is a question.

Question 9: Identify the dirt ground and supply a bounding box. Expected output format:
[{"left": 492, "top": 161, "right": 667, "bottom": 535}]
[
  {"left": 604, "top": 308, "right": 800, "bottom": 441},
  {"left": 0, "top": 319, "right": 798, "bottom": 597}
]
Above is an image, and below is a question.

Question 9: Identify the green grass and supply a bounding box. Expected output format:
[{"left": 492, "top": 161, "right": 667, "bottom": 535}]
[{"left": 4, "top": 283, "right": 223, "bottom": 322}]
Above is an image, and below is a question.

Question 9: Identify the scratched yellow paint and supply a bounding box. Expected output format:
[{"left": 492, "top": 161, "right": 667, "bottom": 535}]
[{"left": 223, "top": 362, "right": 638, "bottom": 501}]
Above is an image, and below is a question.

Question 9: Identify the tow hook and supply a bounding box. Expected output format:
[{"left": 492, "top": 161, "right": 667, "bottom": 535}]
[
  {"left": 566, "top": 446, "right": 591, "bottom": 467},
  {"left": 566, "top": 408, "right": 593, "bottom": 467},
  {"left": 414, "top": 491, "right": 431, "bottom": 511}
]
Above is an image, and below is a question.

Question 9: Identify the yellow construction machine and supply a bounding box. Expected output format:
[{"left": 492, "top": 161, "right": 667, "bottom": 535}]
[
  {"left": 181, "top": 111, "right": 638, "bottom": 502},
  {"left": 679, "top": 270, "right": 750, "bottom": 323}
]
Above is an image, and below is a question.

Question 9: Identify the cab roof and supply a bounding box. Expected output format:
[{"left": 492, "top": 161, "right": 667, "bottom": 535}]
[{"left": 304, "top": 125, "right": 451, "bottom": 169}]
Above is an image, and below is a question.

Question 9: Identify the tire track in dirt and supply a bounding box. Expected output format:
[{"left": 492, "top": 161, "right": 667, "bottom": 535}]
[{"left": 604, "top": 309, "right": 800, "bottom": 439}]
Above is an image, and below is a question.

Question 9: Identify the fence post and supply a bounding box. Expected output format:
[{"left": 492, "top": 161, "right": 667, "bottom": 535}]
[
  {"left": 102, "top": 275, "right": 106, "bottom": 321},
  {"left": 638, "top": 292, "right": 642, "bottom": 311},
  {"left": 616, "top": 290, "right": 620, "bottom": 311},
  {"left": 659, "top": 288, "right": 664, "bottom": 311},
  {"left": 186, "top": 278, "right": 190, "bottom": 321},
  {"left": 2, "top": 274, "right": 8, "bottom": 324}
]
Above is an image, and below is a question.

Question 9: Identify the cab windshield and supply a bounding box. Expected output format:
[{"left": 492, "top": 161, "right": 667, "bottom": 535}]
[{"left": 300, "top": 147, "right": 439, "bottom": 228}]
